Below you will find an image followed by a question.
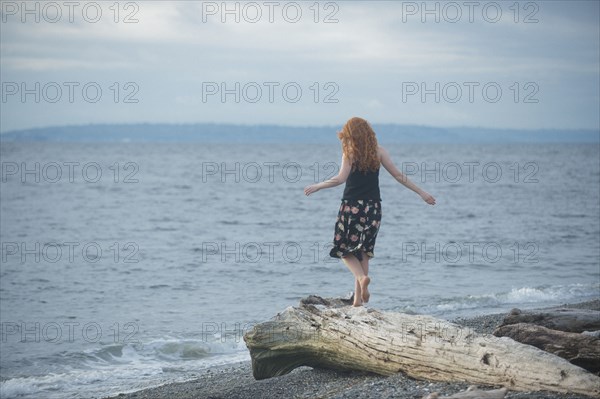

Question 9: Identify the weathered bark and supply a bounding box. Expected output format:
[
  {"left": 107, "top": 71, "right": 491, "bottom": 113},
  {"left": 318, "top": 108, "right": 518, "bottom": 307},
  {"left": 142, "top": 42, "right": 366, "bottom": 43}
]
[
  {"left": 493, "top": 322, "right": 600, "bottom": 374},
  {"left": 243, "top": 296, "right": 600, "bottom": 396},
  {"left": 423, "top": 385, "right": 507, "bottom": 399},
  {"left": 500, "top": 307, "right": 600, "bottom": 333}
]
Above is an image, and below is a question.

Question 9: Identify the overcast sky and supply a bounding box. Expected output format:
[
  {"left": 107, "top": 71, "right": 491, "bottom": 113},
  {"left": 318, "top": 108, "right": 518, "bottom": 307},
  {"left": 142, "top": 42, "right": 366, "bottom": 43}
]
[{"left": 1, "top": 0, "right": 599, "bottom": 133}]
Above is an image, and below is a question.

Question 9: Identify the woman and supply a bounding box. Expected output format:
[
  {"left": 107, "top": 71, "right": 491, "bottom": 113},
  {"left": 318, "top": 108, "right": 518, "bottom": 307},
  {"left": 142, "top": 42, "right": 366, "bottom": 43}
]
[{"left": 304, "top": 117, "right": 436, "bottom": 307}]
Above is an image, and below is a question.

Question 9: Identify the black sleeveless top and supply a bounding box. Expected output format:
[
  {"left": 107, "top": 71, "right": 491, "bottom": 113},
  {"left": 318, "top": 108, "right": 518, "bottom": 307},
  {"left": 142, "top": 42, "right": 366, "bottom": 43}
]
[{"left": 342, "top": 165, "right": 381, "bottom": 201}]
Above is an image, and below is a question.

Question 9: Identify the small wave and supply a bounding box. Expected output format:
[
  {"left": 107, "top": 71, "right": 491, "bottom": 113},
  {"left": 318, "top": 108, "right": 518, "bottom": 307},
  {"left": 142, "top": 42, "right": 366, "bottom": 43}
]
[
  {"left": 27, "top": 278, "right": 50, "bottom": 283},
  {"left": 148, "top": 284, "right": 170, "bottom": 289},
  {"left": 154, "top": 227, "right": 177, "bottom": 232},
  {"left": 153, "top": 341, "right": 209, "bottom": 360},
  {"left": 500, "top": 284, "right": 598, "bottom": 304},
  {"left": 91, "top": 336, "right": 247, "bottom": 364},
  {"left": 1, "top": 336, "right": 249, "bottom": 399},
  {"left": 560, "top": 234, "right": 578, "bottom": 239},
  {"left": 552, "top": 213, "right": 587, "bottom": 219},
  {"left": 0, "top": 361, "right": 164, "bottom": 399},
  {"left": 415, "top": 283, "right": 599, "bottom": 317},
  {"left": 92, "top": 344, "right": 125, "bottom": 362},
  {"left": 148, "top": 217, "right": 172, "bottom": 223},
  {"left": 220, "top": 220, "right": 239, "bottom": 225}
]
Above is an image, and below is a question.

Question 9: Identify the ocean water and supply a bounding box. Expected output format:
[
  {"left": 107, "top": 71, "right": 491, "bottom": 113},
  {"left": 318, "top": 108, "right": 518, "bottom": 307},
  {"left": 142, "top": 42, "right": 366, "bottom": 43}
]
[{"left": 0, "top": 141, "right": 599, "bottom": 398}]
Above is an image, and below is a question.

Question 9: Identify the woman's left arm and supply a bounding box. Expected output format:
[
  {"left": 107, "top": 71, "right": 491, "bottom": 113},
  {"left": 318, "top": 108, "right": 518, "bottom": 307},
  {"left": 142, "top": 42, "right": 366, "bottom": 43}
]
[{"left": 304, "top": 155, "right": 352, "bottom": 196}]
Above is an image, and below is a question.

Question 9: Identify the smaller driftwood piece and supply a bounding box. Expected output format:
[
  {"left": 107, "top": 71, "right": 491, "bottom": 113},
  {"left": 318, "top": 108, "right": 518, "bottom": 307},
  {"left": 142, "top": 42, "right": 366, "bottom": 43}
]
[
  {"left": 498, "top": 307, "right": 600, "bottom": 333},
  {"left": 493, "top": 306, "right": 600, "bottom": 375},
  {"left": 493, "top": 322, "right": 600, "bottom": 373}
]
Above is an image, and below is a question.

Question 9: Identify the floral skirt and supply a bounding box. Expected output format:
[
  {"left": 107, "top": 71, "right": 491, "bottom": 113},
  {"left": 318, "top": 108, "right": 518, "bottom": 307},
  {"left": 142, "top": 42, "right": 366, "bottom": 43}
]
[{"left": 329, "top": 199, "right": 382, "bottom": 262}]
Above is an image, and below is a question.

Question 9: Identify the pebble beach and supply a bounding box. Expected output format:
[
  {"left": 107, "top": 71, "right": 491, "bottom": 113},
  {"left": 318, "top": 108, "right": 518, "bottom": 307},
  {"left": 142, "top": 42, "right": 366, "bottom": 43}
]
[{"left": 106, "top": 300, "right": 599, "bottom": 399}]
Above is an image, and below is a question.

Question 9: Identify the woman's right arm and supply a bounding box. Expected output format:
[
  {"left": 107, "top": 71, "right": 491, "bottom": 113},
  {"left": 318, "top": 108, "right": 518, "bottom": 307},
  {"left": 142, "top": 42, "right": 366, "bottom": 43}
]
[
  {"left": 379, "top": 146, "right": 436, "bottom": 205},
  {"left": 304, "top": 154, "right": 352, "bottom": 196}
]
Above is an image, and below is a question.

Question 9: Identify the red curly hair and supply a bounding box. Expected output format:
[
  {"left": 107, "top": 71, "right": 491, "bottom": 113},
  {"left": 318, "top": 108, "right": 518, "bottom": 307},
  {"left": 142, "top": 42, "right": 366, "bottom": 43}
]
[{"left": 337, "top": 117, "right": 380, "bottom": 172}]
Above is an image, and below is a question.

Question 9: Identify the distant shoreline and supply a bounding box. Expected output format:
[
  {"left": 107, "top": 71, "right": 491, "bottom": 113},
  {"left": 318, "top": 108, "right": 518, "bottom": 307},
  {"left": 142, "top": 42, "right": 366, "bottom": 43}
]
[
  {"left": 106, "top": 299, "right": 599, "bottom": 399},
  {"left": 2, "top": 123, "right": 599, "bottom": 143}
]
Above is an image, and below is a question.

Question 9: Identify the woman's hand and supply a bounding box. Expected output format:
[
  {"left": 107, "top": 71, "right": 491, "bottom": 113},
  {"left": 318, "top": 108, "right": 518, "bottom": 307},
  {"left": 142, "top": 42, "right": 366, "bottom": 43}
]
[
  {"left": 304, "top": 184, "right": 321, "bottom": 196},
  {"left": 420, "top": 191, "right": 436, "bottom": 205}
]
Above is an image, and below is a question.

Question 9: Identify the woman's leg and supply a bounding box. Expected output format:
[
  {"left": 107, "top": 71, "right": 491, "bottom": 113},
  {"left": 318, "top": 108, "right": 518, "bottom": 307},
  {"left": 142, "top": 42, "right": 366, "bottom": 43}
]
[
  {"left": 353, "top": 278, "right": 362, "bottom": 306},
  {"left": 359, "top": 251, "right": 370, "bottom": 302},
  {"left": 359, "top": 251, "right": 369, "bottom": 275},
  {"left": 341, "top": 253, "right": 370, "bottom": 306}
]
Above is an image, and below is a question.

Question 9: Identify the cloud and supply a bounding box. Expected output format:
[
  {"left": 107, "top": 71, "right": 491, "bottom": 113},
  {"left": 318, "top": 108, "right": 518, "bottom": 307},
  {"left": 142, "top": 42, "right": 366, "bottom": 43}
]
[{"left": 1, "top": 1, "right": 598, "bottom": 131}]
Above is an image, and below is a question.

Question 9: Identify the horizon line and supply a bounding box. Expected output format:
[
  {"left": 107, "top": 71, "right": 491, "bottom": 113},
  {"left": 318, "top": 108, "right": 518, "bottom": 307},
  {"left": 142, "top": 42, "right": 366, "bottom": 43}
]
[{"left": 2, "top": 121, "right": 599, "bottom": 136}]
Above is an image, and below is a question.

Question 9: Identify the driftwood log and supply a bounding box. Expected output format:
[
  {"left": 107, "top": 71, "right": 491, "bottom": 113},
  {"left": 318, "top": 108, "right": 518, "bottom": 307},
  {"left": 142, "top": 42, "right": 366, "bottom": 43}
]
[
  {"left": 499, "top": 307, "right": 600, "bottom": 333},
  {"left": 243, "top": 296, "right": 600, "bottom": 396},
  {"left": 493, "top": 322, "right": 600, "bottom": 374}
]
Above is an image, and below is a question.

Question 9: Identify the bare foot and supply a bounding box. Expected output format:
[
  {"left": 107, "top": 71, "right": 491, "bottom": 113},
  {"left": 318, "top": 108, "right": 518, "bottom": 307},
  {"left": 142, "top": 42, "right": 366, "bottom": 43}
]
[{"left": 359, "top": 276, "right": 371, "bottom": 303}]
